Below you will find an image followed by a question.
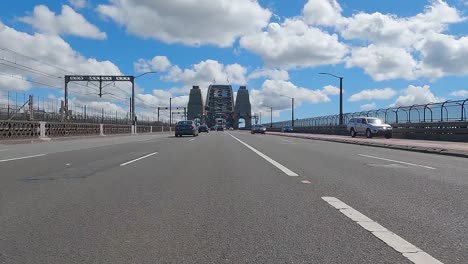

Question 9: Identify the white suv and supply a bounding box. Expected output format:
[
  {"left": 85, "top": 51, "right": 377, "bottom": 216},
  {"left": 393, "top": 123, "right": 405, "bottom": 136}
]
[{"left": 347, "top": 117, "right": 392, "bottom": 138}]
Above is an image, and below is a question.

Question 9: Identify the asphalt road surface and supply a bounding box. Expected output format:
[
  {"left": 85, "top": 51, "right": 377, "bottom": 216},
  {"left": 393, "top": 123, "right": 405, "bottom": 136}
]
[{"left": 1, "top": 131, "right": 467, "bottom": 264}]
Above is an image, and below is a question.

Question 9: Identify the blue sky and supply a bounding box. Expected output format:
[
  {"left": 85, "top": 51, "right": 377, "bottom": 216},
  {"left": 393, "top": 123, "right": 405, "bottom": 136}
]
[{"left": 1, "top": 0, "right": 468, "bottom": 122}]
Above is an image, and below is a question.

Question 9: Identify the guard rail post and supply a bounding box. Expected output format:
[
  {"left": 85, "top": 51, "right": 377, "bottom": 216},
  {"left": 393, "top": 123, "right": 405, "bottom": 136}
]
[
  {"left": 100, "top": 124, "right": 104, "bottom": 136},
  {"left": 38, "top": 121, "right": 49, "bottom": 140}
]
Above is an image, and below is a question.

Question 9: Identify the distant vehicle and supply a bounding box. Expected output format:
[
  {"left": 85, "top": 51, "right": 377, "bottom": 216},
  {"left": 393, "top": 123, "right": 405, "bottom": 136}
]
[
  {"left": 198, "top": 125, "right": 209, "bottom": 133},
  {"left": 251, "top": 125, "right": 266, "bottom": 134},
  {"left": 229, "top": 127, "right": 234, "bottom": 130},
  {"left": 347, "top": 117, "right": 392, "bottom": 138},
  {"left": 175, "top": 120, "right": 199, "bottom": 137},
  {"left": 282, "top": 126, "right": 294, "bottom": 133},
  {"left": 215, "top": 125, "right": 224, "bottom": 131}
]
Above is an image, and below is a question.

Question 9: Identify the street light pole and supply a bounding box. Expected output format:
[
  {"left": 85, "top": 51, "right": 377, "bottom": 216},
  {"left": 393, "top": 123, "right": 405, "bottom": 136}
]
[
  {"left": 132, "top": 71, "right": 158, "bottom": 127},
  {"left": 270, "top": 107, "right": 273, "bottom": 128},
  {"left": 292, "top": 97, "right": 294, "bottom": 127},
  {"left": 279, "top": 95, "right": 295, "bottom": 127},
  {"left": 169, "top": 97, "right": 172, "bottom": 126},
  {"left": 319, "top": 72, "right": 344, "bottom": 126}
]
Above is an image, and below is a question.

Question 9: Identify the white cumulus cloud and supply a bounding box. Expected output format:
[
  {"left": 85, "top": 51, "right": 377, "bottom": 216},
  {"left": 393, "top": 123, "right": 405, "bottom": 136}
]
[
  {"left": 450, "top": 90, "right": 468, "bottom": 97},
  {"left": 20, "top": 5, "right": 106, "bottom": 40},
  {"left": 250, "top": 80, "right": 339, "bottom": 115},
  {"left": 240, "top": 19, "right": 348, "bottom": 69},
  {"left": 349, "top": 88, "right": 397, "bottom": 102},
  {"left": 391, "top": 85, "right": 443, "bottom": 107},
  {"left": 248, "top": 68, "right": 289, "bottom": 81},
  {"left": 303, "top": 0, "right": 343, "bottom": 27},
  {"left": 69, "top": 0, "right": 87, "bottom": 9},
  {"left": 134, "top": 56, "right": 172, "bottom": 73},
  {"left": 97, "top": 0, "right": 271, "bottom": 47},
  {"left": 302, "top": 0, "right": 467, "bottom": 80},
  {"left": 346, "top": 45, "right": 422, "bottom": 81},
  {"left": 0, "top": 23, "right": 122, "bottom": 97},
  {"left": 360, "top": 102, "right": 377, "bottom": 111}
]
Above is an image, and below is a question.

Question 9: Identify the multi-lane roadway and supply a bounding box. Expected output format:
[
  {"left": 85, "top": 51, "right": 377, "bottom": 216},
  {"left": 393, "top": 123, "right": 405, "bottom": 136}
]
[{"left": 1, "top": 131, "right": 467, "bottom": 263}]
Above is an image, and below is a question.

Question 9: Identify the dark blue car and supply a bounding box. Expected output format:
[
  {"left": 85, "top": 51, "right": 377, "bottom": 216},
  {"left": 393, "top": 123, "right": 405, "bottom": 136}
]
[{"left": 281, "top": 126, "right": 294, "bottom": 133}]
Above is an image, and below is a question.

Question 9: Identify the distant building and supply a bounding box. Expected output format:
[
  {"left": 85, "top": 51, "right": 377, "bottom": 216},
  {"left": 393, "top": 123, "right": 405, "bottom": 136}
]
[
  {"left": 187, "top": 86, "right": 203, "bottom": 121},
  {"left": 186, "top": 84, "right": 251, "bottom": 128}
]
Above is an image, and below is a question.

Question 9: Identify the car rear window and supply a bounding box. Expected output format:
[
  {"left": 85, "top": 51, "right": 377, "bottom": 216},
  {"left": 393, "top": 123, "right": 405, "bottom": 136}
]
[{"left": 178, "top": 121, "right": 192, "bottom": 125}]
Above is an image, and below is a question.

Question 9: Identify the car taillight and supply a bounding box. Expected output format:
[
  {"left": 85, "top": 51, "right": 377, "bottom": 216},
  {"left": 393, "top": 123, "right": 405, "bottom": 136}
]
[{"left": 190, "top": 125, "right": 194, "bottom": 129}]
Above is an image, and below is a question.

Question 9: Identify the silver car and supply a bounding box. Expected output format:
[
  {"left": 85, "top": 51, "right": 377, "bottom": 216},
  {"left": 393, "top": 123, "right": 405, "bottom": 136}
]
[{"left": 347, "top": 117, "right": 392, "bottom": 138}]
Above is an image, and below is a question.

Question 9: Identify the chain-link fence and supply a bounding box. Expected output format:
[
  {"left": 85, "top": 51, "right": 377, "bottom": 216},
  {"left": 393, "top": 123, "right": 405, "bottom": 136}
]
[
  {"left": 0, "top": 91, "right": 168, "bottom": 126},
  {"left": 272, "top": 99, "right": 468, "bottom": 128}
]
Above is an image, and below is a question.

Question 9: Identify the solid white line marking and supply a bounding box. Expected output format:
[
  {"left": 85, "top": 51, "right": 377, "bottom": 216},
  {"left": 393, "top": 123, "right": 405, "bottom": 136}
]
[
  {"left": 227, "top": 132, "right": 299, "bottom": 176},
  {"left": 358, "top": 154, "right": 436, "bottom": 170},
  {"left": 0, "top": 154, "right": 46, "bottom": 163},
  {"left": 301, "top": 180, "right": 311, "bottom": 184},
  {"left": 0, "top": 149, "right": 8, "bottom": 152},
  {"left": 120, "top": 152, "right": 158, "bottom": 167},
  {"left": 188, "top": 139, "right": 195, "bottom": 141},
  {"left": 322, "top": 197, "right": 443, "bottom": 264}
]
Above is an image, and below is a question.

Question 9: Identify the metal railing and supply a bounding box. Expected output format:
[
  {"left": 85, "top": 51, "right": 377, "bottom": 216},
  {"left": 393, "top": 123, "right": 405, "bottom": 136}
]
[
  {"left": 0, "top": 91, "right": 168, "bottom": 126},
  {"left": 272, "top": 99, "right": 468, "bottom": 128}
]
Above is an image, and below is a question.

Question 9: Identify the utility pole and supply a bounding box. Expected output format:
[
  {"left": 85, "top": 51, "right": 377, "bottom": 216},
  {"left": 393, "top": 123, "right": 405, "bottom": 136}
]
[
  {"left": 28, "top": 95, "right": 34, "bottom": 120},
  {"left": 270, "top": 107, "right": 273, "bottom": 128},
  {"left": 292, "top": 97, "right": 295, "bottom": 127}
]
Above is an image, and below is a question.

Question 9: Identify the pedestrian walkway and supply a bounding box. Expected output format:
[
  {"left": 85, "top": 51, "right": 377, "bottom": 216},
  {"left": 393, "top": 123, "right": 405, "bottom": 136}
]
[{"left": 267, "top": 132, "right": 468, "bottom": 158}]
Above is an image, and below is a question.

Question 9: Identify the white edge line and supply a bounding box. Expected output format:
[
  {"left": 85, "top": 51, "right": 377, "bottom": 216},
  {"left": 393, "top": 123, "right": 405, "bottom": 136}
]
[
  {"left": 321, "top": 197, "right": 443, "bottom": 264},
  {"left": 188, "top": 139, "right": 195, "bottom": 141},
  {"left": 227, "top": 132, "right": 299, "bottom": 177},
  {"left": 0, "top": 154, "right": 46, "bottom": 163},
  {"left": 358, "top": 154, "right": 436, "bottom": 170},
  {"left": 0, "top": 149, "right": 9, "bottom": 152},
  {"left": 120, "top": 152, "right": 158, "bottom": 167}
]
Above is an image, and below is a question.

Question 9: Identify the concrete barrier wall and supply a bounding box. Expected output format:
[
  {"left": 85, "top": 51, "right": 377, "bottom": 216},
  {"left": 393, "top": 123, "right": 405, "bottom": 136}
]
[
  {"left": 103, "top": 124, "right": 132, "bottom": 135},
  {"left": 45, "top": 122, "right": 100, "bottom": 137},
  {"left": 0, "top": 120, "right": 170, "bottom": 140},
  {"left": 0, "top": 120, "right": 40, "bottom": 139}
]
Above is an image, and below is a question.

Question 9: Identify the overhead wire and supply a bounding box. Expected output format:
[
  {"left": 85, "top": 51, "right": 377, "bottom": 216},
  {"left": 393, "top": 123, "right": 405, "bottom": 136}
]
[{"left": 0, "top": 46, "right": 138, "bottom": 108}]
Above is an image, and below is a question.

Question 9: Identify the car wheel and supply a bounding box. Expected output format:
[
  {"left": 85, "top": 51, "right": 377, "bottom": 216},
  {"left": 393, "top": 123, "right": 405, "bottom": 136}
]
[
  {"left": 366, "top": 129, "right": 373, "bottom": 138},
  {"left": 385, "top": 133, "right": 392, "bottom": 139},
  {"left": 350, "top": 128, "right": 356, "bottom": 138}
]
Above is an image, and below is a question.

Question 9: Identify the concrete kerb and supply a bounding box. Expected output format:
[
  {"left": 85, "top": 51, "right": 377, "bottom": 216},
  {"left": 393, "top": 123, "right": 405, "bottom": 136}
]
[{"left": 266, "top": 132, "right": 468, "bottom": 159}]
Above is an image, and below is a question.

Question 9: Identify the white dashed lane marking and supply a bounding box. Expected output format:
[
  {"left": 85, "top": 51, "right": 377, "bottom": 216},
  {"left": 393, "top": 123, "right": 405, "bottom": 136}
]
[
  {"left": 120, "top": 152, "right": 158, "bottom": 167},
  {"left": 0, "top": 154, "right": 46, "bottom": 163},
  {"left": 322, "top": 197, "right": 443, "bottom": 264},
  {"left": 358, "top": 154, "right": 436, "bottom": 170}
]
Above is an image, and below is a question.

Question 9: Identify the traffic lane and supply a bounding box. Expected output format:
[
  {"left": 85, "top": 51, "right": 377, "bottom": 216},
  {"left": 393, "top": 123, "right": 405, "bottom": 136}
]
[
  {"left": 0, "top": 132, "right": 172, "bottom": 160},
  {"left": 0, "top": 134, "right": 190, "bottom": 226},
  {"left": 0, "top": 133, "right": 181, "bottom": 186},
  {"left": 87, "top": 131, "right": 408, "bottom": 264},
  {"left": 240, "top": 131, "right": 468, "bottom": 186},
  {"left": 0, "top": 134, "right": 183, "bottom": 264},
  {"left": 1, "top": 130, "right": 409, "bottom": 264},
  {"left": 231, "top": 131, "right": 468, "bottom": 263}
]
